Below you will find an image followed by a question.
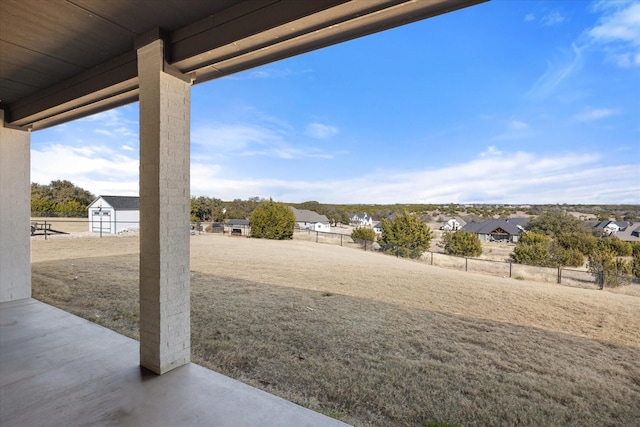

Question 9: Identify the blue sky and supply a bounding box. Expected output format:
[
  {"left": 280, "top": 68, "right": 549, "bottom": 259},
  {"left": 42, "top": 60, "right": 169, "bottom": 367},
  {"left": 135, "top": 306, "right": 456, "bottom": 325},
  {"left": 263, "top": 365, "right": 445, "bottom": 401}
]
[{"left": 31, "top": 0, "right": 640, "bottom": 204}]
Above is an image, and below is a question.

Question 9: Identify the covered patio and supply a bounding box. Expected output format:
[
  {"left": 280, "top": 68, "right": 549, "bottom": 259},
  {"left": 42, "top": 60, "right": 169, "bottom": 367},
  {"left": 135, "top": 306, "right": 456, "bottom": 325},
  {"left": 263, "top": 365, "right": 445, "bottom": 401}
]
[
  {"left": 0, "top": 298, "right": 347, "bottom": 426},
  {"left": 0, "top": 1, "right": 485, "bottom": 424}
]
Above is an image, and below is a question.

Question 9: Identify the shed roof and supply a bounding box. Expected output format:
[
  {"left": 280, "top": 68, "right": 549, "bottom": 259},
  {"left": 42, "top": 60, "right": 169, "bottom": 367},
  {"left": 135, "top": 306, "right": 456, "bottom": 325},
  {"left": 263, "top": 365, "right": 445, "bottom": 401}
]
[
  {"left": 90, "top": 195, "right": 139, "bottom": 210},
  {"left": 227, "top": 219, "right": 250, "bottom": 226}
]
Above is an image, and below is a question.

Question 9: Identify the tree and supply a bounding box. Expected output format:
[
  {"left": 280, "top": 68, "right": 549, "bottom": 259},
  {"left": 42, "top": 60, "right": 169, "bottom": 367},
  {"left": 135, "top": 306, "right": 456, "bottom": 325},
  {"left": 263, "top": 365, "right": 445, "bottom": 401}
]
[
  {"left": 596, "top": 236, "right": 632, "bottom": 257},
  {"left": 249, "top": 199, "right": 295, "bottom": 240},
  {"left": 31, "top": 180, "right": 94, "bottom": 217},
  {"left": 378, "top": 210, "right": 433, "bottom": 259},
  {"left": 632, "top": 243, "right": 640, "bottom": 279},
  {"left": 225, "top": 197, "right": 265, "bottom": 219},
  {"left": 510, "top": 232, "right": 554, "bottom": 267},
  {"left": 511, "top": 232, "right": 584, "bottom": 268},
  {"left": 351, "top": 227, "right": 376, "bottom": 248},
  {"left": 587, "top": 248, "right": 632, "bottom": 288},
  {"left": 442, "top": 231, "right": 482, "bottom": 257},
  {"left": 555, "top": 232, "right": 598, "bottom": 257},
  {"left": 525, "top": 211, "right": 584, "bottom": 238},
  {"left": 190, "top": 196, "right": 212, "bottom": 222}
]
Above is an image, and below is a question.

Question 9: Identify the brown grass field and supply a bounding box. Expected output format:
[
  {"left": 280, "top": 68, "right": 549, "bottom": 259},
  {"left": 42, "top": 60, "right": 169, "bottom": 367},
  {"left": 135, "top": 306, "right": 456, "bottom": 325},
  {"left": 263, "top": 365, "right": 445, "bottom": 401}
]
[{"left": 31, "top": 233, "right": 640, "bottom": 426}]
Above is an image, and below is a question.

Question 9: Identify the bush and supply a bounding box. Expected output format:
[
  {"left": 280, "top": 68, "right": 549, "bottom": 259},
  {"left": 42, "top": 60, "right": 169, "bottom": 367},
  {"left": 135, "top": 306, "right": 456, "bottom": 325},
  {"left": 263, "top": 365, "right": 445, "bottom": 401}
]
[
  {"left": 588, "top": 248, "right": 632, "bottom": 287},
  {"left": 443, "top": 231, "right": 482, "bottom": 257},
  {"left": 525, "top": 211, "right": 584, "bottom": 238},
  {"left": 351, "top": 227, "right": 376, "bottom": 248},
  {"left": 378, "top": 210, "right": 432, "bottom": 259},
  {"left": 249, "top": 199, "right": 295, "bottom": 240},
  {"left": 551, "top": 243, "right": 584, "bottom": 268},
  {"left": 511, "top": 242, "right": 554, "bottom": 267},
  {"left": 597, "top": 237, "right": 632, "bottom": 257},
  {"left": 556, "top": 232, "right": 598, "bottom": 256}
]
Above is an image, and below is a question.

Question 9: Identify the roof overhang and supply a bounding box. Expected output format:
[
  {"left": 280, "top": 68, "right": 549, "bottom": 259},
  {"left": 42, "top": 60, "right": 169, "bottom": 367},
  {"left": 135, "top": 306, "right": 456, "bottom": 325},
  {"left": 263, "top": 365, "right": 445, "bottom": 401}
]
[{"left": 0, "top": 0, "right": 487, "bottom": 131}]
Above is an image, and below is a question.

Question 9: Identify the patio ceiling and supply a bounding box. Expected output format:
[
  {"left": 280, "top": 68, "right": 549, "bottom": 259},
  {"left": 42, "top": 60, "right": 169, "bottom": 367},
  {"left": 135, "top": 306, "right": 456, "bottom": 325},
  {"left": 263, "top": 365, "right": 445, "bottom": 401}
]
[{"left": 0, "top": 0, "right": 486, "bottom": 131}]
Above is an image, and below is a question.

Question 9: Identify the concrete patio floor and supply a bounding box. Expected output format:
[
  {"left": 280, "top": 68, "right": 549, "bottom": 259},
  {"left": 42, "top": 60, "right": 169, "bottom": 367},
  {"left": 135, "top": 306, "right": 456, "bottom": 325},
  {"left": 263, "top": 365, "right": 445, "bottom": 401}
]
[{"left": 0, "top": 298, "right": 349, "bottom": 427}]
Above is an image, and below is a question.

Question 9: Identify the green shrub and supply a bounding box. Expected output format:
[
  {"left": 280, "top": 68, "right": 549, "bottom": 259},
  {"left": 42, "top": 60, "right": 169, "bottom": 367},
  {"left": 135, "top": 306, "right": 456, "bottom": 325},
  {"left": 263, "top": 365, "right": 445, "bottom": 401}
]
[
  {"left": 249, "top": 199, "right": 295, "bottom": 240},
  {"left": 443, "top": 230, "right": 482, "bottom": 257},
  {"left": 378, "top": 210, "right": 433, "bottom": 259},
  {"left": 351, "top": 227, "right": 376, "bottom": 248}
]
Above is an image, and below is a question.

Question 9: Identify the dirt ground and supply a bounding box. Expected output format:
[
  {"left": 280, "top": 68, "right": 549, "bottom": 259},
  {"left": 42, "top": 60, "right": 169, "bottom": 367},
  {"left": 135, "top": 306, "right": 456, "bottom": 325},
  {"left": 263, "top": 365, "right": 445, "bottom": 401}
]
[{"left": 31, "top": 233, "right": 640, "bottom": 426}]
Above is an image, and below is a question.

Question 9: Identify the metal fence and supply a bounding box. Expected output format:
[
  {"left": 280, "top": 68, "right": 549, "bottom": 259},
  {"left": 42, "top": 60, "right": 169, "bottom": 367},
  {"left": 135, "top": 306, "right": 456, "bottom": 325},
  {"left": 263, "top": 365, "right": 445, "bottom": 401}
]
[
  {"left": 293, "top": 229, "right": 639, "bottom": 291},
  {"left": 31, "top": 223, "right": 638, "bottom": 291}
]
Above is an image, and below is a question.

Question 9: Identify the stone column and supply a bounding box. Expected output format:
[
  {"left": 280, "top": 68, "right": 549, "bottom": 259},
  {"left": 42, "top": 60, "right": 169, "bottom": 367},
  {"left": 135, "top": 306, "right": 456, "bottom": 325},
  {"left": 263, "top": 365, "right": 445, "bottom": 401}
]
[
  {"left": 0, "top": 111, "right": 31, "bottom": 303},
  {"left": 137, "top": 39, "right": 192, "bottom": 374}
]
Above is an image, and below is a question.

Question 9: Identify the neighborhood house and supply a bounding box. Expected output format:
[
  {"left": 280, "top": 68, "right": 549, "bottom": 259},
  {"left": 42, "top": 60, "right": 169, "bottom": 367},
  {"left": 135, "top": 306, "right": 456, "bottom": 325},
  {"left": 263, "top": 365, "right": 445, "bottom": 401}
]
[
  {"left": 593, "top": 220, "right": 640, "bottom": 242},
  {"left": 290, "top": 207, "right": 331, "bottom": 232},
  {"left": 462, "top": 218, "right": 528, "bottom": 243},
  {"left": 350, "top": 212, "right": 373, "bottom": 227},
  {"left": 440, "top": 216, "right": 467, "bottom": 231},
  {"left": 87, "top": 196, "right": 139, "bottom": 234}
]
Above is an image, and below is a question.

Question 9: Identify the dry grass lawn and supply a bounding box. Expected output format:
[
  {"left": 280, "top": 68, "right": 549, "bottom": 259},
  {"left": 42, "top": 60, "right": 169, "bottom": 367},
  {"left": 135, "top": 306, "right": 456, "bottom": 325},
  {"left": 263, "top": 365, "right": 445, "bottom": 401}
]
[{"left": 31, "top": 234, "right": 640, "bottom": 426}]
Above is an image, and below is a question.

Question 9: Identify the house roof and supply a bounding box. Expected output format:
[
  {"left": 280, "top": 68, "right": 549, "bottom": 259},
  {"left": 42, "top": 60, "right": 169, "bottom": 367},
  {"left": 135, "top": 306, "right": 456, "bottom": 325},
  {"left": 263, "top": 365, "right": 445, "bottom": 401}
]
[
  {"left": 452, "top": 216, "right": 467, "bottom": 226},
  {"left": 612, "top": 223, "right": 640, "bottom": 242},
  {"left": 90, "top": 195, "right": 139, "bottom": 210},
  {"left": 227, "top": 219, "right": 250, "bottom": 226},
  {"left": 0, "top": 0, "right": 486, "bottom": 131},
  {"left": 290, "top": 207, "right": 329, "bottom": 224},
  {"left": 594, "top": 220, "right": 629, "bottom": 230},
  {"left": 351, "top": 212, "right": 370, "bottom": 219},
  {"left": 462, "top": 218, "right": 527, "bottom": 235}
]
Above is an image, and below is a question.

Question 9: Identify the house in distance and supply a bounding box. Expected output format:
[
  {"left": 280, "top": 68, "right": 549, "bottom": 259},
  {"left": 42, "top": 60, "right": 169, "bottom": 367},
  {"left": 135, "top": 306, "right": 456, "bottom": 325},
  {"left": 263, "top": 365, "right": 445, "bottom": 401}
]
[
  {"left": 462, "top": 218, "right": 528, "bottom": 243},
  {"left": 290, "top": 207, "right": 331, "bottom": 232},
  {"left": 87, "top": 196, "right": 139, "bottom": 234}
]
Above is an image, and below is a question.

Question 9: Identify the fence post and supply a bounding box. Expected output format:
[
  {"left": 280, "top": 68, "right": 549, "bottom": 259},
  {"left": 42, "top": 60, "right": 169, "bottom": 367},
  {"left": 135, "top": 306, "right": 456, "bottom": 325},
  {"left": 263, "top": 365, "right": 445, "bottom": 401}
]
[
  {"left": 557, "top": 267, "right": 561, "bottom": 284},
  {"left": 465, "top": 257, "right": 468, "bottom": 272},
  {"left": 44, "top": 220, "right": 48, "bottom": 240},
  {"left": 509, "top": 261, "right": 512, "bottom": 278},
  {"left": 316, "top": 231, "right": 318, "bottom": 243},
  {"left": 340, "top": 234, "right": 343, "bottom": 246},
  {"left": 431, "top": 252, "right": 433, "bottom": 265},
  {"left": 600, "top": 272, "right": 605, "bottom": 289}
]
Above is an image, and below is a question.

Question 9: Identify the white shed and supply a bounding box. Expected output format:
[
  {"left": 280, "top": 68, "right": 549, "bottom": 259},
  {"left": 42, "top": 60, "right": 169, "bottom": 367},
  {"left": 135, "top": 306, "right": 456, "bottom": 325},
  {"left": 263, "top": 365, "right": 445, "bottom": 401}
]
[{"left": 88, "top": 196, "right": 139, "bottom": 234}]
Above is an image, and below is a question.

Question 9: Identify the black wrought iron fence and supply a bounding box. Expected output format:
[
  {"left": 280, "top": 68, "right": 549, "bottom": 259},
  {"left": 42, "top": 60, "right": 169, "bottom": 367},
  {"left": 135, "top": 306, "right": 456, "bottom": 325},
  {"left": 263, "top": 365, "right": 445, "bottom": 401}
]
[{"left": 295, "top": 229, "right": 639, "bottom": 291}]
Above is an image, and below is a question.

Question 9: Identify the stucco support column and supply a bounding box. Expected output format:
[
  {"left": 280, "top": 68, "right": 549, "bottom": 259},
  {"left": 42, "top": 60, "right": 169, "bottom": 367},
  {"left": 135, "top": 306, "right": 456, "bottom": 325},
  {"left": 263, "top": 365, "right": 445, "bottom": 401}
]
[
  {"left": 137, "top": 39, "right": 192, "bottom": 374},
  {"left": 0, "top": 111, "right": 31, "bottom": 303}
]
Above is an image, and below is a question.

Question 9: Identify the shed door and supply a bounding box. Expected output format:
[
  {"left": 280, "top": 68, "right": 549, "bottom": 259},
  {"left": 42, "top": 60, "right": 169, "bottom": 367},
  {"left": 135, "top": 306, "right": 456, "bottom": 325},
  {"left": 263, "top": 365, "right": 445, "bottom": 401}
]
[{"left": 92, "top": 210, "right": 112, "bottom": 233}]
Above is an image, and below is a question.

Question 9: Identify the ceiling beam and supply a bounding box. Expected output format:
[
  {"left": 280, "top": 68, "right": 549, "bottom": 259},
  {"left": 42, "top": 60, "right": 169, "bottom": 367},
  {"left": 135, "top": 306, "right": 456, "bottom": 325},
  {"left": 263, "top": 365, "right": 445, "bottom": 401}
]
[{"left": 5, "top": 0, "right": 487, "bottom": 130}]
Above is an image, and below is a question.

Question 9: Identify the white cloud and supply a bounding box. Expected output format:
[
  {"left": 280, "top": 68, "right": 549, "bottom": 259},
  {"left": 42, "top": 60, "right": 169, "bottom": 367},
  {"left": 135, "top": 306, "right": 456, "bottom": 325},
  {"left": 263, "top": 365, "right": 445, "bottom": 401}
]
[
  {"left": 542, "top": 11, "right": 566, "bottom": 26},
  {"left": 526, "top": 43, "right": 584, "bottom": 98},
  {"left": 305, "top": 123, "right": 339, "bottom": 139},
  {"left": 525, "top": 13, "right": 535, "bottom": 22},
  {"left": 588, "top": 2, "right": 640, "bottom": 67},
  {"left": 192, "top": 122, "right": 333, "bottom": 160},
  {"left": 189, "top": 149, "right": 640, "bottom": 205},
  {"left": 31, "top": 144, "right": 138, "bottom": 196},
  {"left": 491, "top": 119, "right": 533, "bottom": 142},
  {"left": 573, "top": 108, "right": 617, "bottom": 122},
  {"left": 31, "top": 141, "right": 640, "bottom": 204},
  {"left": 480, "top": 146, "right": 502, "bottom": 157},
  {"left": 509, "top": 120, "right": 529, "bottom": 130}
]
